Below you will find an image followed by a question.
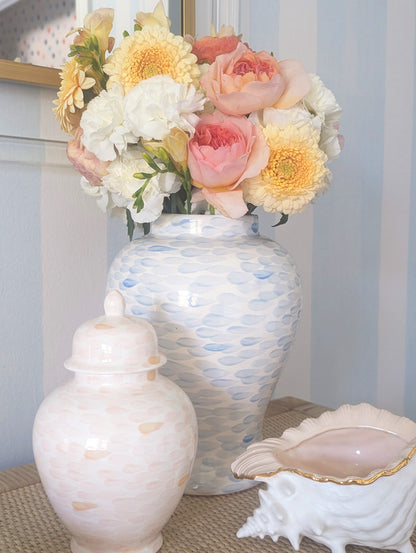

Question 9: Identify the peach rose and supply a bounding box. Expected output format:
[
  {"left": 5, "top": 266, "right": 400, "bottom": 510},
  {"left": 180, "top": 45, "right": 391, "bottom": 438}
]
[
  {"left": 188, "top": 111, "right": 269, "bottom": 218},
  {"left": 201, "top": 42, "right": 311, "bottom": 116},
  {"left": 67, "top": 127, "right": 110, "bottom": 187},
  {"left": 273, "top": 59, "right": 312, "bottom": 109},
  {"left": 192, "top": 34, "right": 241, "bottom": 64}
]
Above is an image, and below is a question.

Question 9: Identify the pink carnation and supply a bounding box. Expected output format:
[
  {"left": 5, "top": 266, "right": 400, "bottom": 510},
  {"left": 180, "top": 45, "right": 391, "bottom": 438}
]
[{"left": 67, "top": 127, "right": 110, "bottom": 186}]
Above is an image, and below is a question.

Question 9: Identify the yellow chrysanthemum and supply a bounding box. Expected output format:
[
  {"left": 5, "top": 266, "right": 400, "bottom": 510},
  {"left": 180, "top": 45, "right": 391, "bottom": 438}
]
[
  {"left": 242, "top": 123, "right": 330, "bottom": 215},
  {"left": 103, "top": 26, "right": 200, "bottom": 93},
  {"left": 53, "top": 58, "right": 95, "bottom": 133}
]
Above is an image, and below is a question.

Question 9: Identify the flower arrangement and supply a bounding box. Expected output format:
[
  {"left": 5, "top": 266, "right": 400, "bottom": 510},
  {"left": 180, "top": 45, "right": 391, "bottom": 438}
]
[{"left": 54, "top": 1, "right": 343, "bottom": 238}]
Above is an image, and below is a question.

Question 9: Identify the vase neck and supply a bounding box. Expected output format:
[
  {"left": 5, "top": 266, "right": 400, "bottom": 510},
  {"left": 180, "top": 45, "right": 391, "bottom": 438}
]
[
  {"left": 149, "top": 215, "right": 259, "bottom": 239},
  {"left": 73, "top": 371, "right": 158, "bottom": 388}
]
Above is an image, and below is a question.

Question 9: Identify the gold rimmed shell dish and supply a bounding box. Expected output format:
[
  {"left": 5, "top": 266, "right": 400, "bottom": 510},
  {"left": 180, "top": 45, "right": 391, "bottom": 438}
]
[{"left": 231, "top": 403, "right": 416, "bottom": 553}]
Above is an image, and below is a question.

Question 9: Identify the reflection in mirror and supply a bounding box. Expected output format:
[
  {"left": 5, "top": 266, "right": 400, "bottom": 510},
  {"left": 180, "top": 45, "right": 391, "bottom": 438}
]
[
  {"left": 0, "top": 0, "right": 194, "bottom": 87},
  {"left": 0, "top": 0, "right": 76, "bottom": 66}
]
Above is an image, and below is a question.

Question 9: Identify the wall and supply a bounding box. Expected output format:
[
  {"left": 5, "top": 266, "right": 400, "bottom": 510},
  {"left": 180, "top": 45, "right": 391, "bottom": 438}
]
[
  {"left": 0, "top": 0, "right": 173, "bottom": 471},
  {"left": 0, "top": 82, "right": 109, "bottom": 470},
  {"left": 231, "top": 0, "right": 416, "bottom": 416},
  {"left": 0, "top": 0, "right": 415, "bottom": 471}
]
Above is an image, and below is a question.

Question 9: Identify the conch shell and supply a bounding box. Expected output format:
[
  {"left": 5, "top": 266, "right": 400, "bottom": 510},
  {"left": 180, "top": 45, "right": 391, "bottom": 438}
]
[{"left": 232, "top": 403, "right": 416, "bottom": 553}]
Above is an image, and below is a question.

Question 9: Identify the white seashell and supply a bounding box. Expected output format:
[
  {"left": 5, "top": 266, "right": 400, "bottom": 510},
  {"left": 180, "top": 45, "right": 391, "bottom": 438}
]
[{"left": 231, "top": 403, "right": 416, "bottom": 553}]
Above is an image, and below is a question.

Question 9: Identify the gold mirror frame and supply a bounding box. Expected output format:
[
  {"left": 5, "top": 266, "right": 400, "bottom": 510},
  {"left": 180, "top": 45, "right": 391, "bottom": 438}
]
[{"left": 0, "top": 0, "right": 195, "bottom": 88}]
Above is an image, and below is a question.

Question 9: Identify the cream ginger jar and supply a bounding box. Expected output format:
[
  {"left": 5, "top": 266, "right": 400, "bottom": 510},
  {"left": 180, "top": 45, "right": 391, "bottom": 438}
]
[{"left": 33, "top": 290, "right": 197, "bottom": 553}]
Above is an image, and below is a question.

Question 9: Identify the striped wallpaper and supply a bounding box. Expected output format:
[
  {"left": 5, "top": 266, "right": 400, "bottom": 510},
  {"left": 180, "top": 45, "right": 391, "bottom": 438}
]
[
  {"left": 0, "top": 0, "right": 415, "bottom": 470},
  {"left": 234, "top": 0, "right": 416, "bottom": 419}
]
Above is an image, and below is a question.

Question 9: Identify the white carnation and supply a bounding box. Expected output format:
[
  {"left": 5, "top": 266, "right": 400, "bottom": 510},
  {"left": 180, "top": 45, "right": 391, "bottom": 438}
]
[
  {"left": 130, "top": 174, "right": 179, "bottom": 223},
  {"left": 80, "top": 176, "right": 113, "bottom": 213},
  {"left": 102, "top": 148, "right": 146, "bottom": 202},
  {"left": 80, "top": 83, "right": 135, "bottom": 162},
  {"left": 304, "top": 74, "right": 342, "bottom": 123},
  {"left": 102, "top": 149, "right": 181, "bottom": 223},
  {"left": 303, "top": 74, "right": 342, "bottom": 161},
  {"left": 250, "top": 106, "right": 322, "bottom": 135},
  {"left": 124, "top": 75, "right": 206, "bottom": 141}
]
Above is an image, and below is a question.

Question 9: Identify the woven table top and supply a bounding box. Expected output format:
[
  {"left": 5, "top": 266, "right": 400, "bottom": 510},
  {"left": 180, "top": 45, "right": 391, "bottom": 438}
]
[{"left": 0, "top": 397, "right": 414, "bottom": 553}]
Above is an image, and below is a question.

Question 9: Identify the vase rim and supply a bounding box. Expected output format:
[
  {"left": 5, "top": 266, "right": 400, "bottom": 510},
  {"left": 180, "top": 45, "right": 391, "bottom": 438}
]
[
  {"left": 154, "top": 214, "right": 258, "bottom": 220},
  {"left": 148, "top": 214, "right": 259, "bottom": 238}
]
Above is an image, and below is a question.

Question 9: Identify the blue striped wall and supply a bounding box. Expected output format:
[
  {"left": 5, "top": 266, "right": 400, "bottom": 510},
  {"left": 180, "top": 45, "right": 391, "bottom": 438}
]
[
  {"left": 233, "top": 0, "right": 416, "bottom": 414},
  {"left": 0, "top": 162, "right": 44, "bottom": 469},
  {"left": 0, "top": 83, "right": 109, "bottom": 470},
  {"left": 1, "top": 83, "right": 44, "bottom": 469},
  {"left": 405, "top": 20, "right": 416, "bottom": 420},
  {"left": 311, "top": 0, "right": 386, "bottom": 407}
]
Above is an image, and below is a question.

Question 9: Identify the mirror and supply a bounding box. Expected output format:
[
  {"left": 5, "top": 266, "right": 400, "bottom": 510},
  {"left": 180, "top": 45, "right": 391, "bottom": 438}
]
[{"left": 0, "top": 0, "right": 195, "bottom": 87}]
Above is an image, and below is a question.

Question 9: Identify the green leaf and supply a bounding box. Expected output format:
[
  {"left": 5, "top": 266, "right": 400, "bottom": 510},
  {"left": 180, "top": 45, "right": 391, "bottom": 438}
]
[
  {"left": 89, "top": 34, "right": 99, "bottom": 49},
  {"left": 123, "top": 30, "right": 130, "bottom": 38},
  {"left": 133, "top": 195, "right": 145, "bottom": 212},
  {"left": 142, "top": 152, "right": 160, "bottom": 172},
  {"left": 126, "top": 209, "right": 135, "bottom": 241},
  {"left": 272, "top": 213, "right": 289, "bottom": 228},
  {"left": 179, "top": 168, "right": 192, "bottom": 213},
  {"left": 174, "top": 193, "right": 186, "bottom": 213},
  {"left": 132, "top": 182, "right": 149, "bottom": 212},
  {"left": 73, "top": 45, "right": 91, "bottom": 53},
  {"left": 157, "top": 147, "right": 173, "bottom": 169},
  {"left": 91, "top": 58, "right": 102, "bottom": 72}
]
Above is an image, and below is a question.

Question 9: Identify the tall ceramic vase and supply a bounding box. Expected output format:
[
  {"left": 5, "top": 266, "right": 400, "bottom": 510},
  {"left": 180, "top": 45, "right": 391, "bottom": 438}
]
[{"left": 107, "top": 214, "right": 302, "bottom": 495}]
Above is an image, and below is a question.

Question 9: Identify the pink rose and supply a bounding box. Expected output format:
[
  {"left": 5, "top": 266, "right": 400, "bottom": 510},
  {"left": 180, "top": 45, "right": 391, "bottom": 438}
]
[
  {"left": 188, "top": 111, "right": 269, "bottom": 218},
  {"left": 192, "top": 187, "right": 248, "bottom": 219},
  {"left": 67, "top": 127, "right": 110, "bottom": 186},
  {"left": 201, "top": 42, "right": 311, "bottom": 116}
]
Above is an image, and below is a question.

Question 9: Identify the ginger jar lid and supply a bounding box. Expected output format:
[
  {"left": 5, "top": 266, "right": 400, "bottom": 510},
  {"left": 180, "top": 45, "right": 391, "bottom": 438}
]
[{"left": 64, "top": 290, "right": 166, "bottom": 374}]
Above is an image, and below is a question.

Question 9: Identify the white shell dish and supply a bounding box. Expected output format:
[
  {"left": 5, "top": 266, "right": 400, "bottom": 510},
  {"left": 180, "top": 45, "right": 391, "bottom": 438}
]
[{"left": 231, "top": 403, "right": 416, "bottom": 553}]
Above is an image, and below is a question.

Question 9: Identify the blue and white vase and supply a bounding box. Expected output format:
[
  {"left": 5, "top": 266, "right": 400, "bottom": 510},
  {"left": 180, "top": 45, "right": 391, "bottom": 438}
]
[{"left": 107, "top": 214, "right": 302, "bottom": 495}]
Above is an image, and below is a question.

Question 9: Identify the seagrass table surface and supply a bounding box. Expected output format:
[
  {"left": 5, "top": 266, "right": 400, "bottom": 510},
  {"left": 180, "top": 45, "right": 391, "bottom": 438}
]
[{"left": 0, "top": 396, "right": 414, "bottom": 553}]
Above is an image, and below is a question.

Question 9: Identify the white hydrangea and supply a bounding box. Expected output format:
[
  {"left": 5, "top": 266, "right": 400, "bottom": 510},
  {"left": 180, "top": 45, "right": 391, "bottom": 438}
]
[
  {"left": 80, "top": 83, "right": 135, "bottom": 161},
  {"left": 124, "top": 75, "right": 206, "bottom": 141},
  {"left": 303, "top": 74, "right": 342, "bottom": 161},
  {"left": 102, "top": 148, "right": 181, "bottom": 223}
]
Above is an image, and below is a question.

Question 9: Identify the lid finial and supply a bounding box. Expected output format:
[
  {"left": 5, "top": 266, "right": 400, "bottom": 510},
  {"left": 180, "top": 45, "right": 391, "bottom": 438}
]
[{"left": 104, "top": 290, "right": 125, "bottom": 317}]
